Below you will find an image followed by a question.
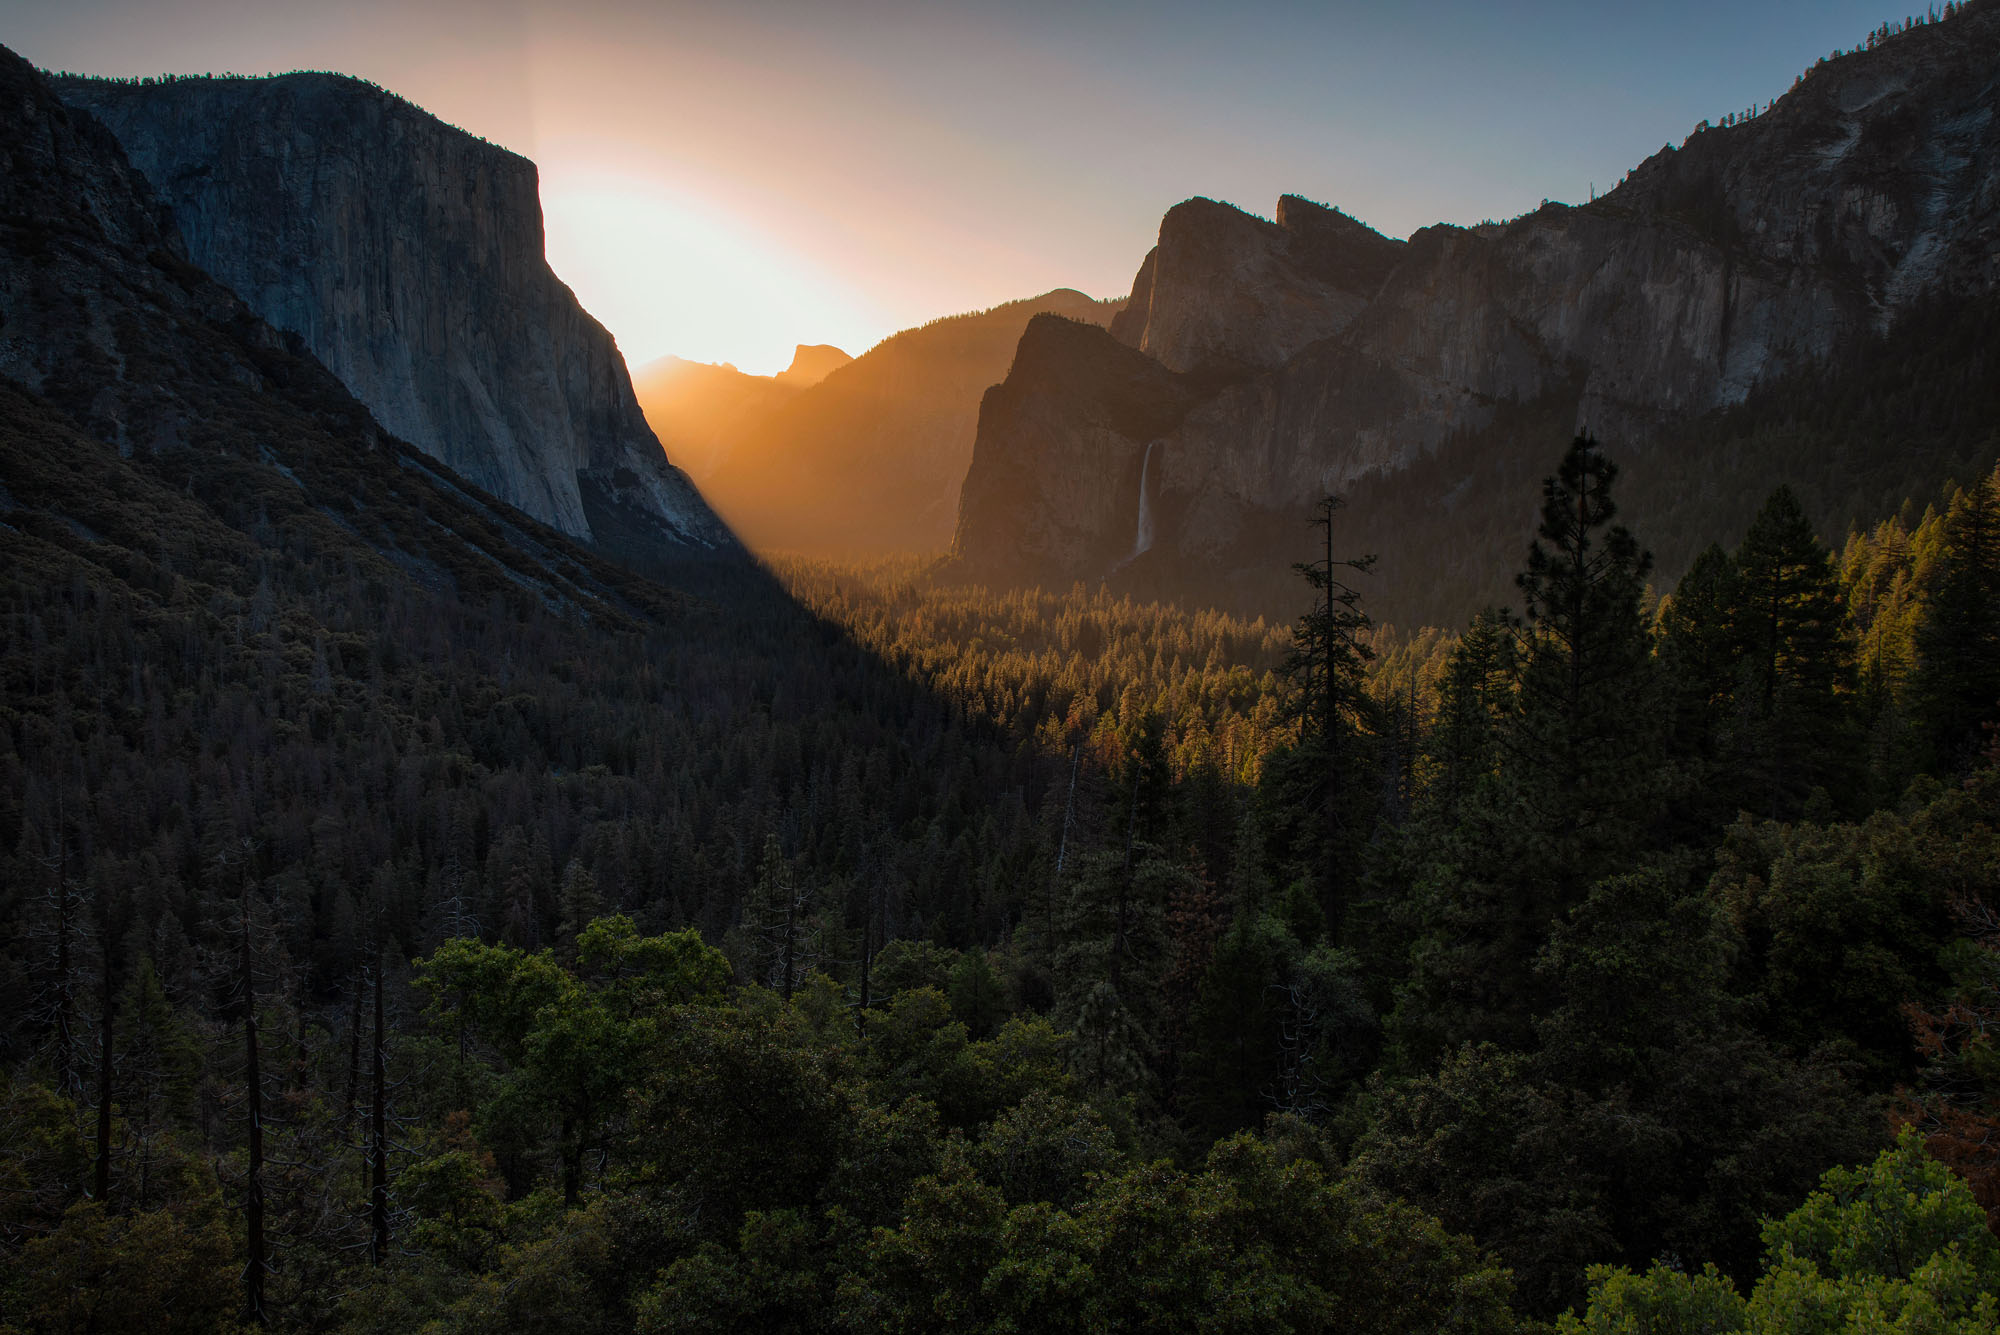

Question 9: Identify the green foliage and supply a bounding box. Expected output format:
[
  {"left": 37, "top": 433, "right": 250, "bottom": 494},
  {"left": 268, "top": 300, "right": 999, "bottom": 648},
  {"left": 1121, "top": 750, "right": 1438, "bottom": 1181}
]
[
  {"left": 1558, "top": 1263, "right": 1749, "bottom": 1335},
  {"left": 971, "top": 1091, "right": 1118, "bottom": 1210},
  {"left": 947, "top": 947, "right": 1008, "bottom": 1038},
  {"left": 637, "top": 1210, "right": 830, "bottom": 1335},
  {"left": 1765, "top": 1132, "right": 1999, "bottom": 1285},
  {"left": 1353, "top": 1043, "right": 1620, "bottom": 1315},
  {"left": 1709, "top": 798, "right": 1964, "bottom": 1085},
  {"left": 632, "top": 997, "right": 849, "bottom": 1231},
  {"left": 575, "top": 916, "right": 730, "bottom": 1014},
  {"left": 397, "top": 1144, "right": 506, "bottom": 1268},
  {"left": 4, "top": 1197, "right": 243, "bottom": 1335},
  {"left": 839, "top": 1134, "right": 1525, "bottom": 1335},
  {"left": 1564, "top": 1133, "right": 2000, "bottom": 1334},
  {"left": 416, "top": 923, "right": 732, "bottom": 1202},
  {"left": 870, "top": 939, "right": 961, "bottom": 999}
]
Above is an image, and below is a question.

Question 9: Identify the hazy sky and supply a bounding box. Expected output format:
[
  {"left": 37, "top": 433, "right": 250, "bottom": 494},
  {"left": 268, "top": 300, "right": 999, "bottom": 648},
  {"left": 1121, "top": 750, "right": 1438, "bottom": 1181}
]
[{"left": 8, "top": 0, "right": 1902, "bottom": 374}]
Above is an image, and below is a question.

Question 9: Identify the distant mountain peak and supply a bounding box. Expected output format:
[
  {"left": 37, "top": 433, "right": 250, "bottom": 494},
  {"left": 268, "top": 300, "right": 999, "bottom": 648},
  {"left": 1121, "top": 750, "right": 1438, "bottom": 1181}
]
[
  {"left": 692, "top": 289, "right": 1126, "bottom": 556},
  {"left": 776, "top": 344, "right": 853, "bottom": 387}
]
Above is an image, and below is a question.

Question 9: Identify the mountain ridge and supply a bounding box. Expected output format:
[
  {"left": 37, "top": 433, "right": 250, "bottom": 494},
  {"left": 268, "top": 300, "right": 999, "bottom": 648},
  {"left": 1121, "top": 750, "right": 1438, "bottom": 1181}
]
[
  {"left": 948, "top": 5, "right": 2000, "bottom": 626},
  {"left": 690, "top": 287, "right": 1125, "bottom": 556}
]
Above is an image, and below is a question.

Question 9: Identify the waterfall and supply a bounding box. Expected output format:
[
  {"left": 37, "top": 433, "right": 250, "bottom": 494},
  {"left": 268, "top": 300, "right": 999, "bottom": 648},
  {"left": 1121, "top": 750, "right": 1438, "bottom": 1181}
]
[{"left": 1131, "top": 440, "right": 1158, "bottom": 559}]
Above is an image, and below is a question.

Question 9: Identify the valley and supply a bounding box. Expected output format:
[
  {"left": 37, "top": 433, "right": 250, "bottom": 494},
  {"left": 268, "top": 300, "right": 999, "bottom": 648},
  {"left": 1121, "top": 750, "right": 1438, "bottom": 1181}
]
[{"left": 2, "top": 6, "right": 1999, "bottom": 1333}]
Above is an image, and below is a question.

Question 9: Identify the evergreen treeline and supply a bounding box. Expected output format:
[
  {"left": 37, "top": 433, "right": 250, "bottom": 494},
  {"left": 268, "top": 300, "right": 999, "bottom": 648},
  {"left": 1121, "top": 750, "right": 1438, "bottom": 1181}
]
[{"left": 3, "top": 408, "right": 1998, "bottom": 1329}]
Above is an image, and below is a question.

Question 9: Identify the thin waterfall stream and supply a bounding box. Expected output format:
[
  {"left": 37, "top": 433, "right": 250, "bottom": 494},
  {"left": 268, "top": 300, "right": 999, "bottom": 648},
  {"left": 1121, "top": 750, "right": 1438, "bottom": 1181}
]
[{"left": 1131, "top": 440, "right": 1158, "bottom": 559}]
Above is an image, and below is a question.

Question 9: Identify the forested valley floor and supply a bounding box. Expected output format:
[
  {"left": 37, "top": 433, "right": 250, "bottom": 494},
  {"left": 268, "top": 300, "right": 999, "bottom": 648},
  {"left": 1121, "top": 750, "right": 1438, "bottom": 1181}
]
[{"left": 3, "top": 411, "right": 1999, "bottom": 1331}]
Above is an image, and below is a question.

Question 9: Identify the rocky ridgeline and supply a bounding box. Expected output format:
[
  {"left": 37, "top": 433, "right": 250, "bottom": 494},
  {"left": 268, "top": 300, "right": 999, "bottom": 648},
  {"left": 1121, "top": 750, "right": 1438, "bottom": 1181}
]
[
  {"left": 56, "top": 72, "right": 733, "bottom": 556},
  {"left": 1109, "top": 194, "right": 1405, "bottom": 378},
  {"left": 949, "top": 6, "right": 2000, "bottom": 618}
]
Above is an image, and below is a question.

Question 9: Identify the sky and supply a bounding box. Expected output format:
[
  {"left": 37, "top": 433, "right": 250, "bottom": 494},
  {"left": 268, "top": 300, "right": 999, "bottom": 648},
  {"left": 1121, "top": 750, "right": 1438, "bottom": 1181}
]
[{"left": 6, "top": 0, "right": 1908, "bottom": 375}]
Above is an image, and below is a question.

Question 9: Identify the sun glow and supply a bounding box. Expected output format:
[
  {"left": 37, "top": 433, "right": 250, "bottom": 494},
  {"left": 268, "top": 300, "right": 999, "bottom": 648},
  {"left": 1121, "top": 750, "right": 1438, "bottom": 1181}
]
[{"left": 538, "top": 166, "right": 888, "bottom": 377}]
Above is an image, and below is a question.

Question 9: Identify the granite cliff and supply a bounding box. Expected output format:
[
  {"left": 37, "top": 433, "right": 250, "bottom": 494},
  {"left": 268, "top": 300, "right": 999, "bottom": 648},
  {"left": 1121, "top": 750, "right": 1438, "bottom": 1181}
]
[
  {"left": 0, "top": 44, "right": 676, "bottom": 623},
  {"left": 55, "top": 72, "right": 733, "bottom": 557},
  {"left": 950, "top": 7, "right": 2000, "bottom": 624},
  {"left": 1109, "top": 194, "right": 1404, "bottom": 378}
]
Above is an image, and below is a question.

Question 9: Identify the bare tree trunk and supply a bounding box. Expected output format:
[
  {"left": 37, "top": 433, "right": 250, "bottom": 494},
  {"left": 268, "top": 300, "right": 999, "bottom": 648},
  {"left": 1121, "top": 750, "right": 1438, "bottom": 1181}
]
[
  {"left": 1113, "top": 764, "right": 1138, "bottom": 993},
  {"left": 342, "top": 963, "right": 363, "bottom": 1130},
  {"left": 93, "top": 893, "right": 113, "bottom": 1203},
  {"left": 1050, "top": 742, "right": 1079, "bottom": 959},
  {"left": 242, "top": 894, "right": 266, "bottom": 1325},
  {"left": 857, "top": 884, "right": 873, "bottom": 1038},
  {"left": 54, "top": 833, "right": 75, "bottom": 1095},
  {"left": 370, "top": 944, "right": 388, "bottom": 1264},
  {"left": 560, "top": 1113, "right": 581, "bottom": 1208},
  {"left": 780, "top": 881, "right": 797, "bottom": 1002}
]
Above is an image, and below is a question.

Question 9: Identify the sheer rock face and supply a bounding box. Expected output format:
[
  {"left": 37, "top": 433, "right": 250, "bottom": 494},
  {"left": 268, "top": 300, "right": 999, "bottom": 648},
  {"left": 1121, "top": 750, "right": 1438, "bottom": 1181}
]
[
  {"left": 1109, "top": 194, "right": 1405, "bottom": 377},
  {"left": 950, "top": 314, "right": 1207, "bottom": 583},
  {"left": 56, "top": 73, "right": 733, "bottom": 552},
  {"left": 955, "top": 10, "right": 2000, "bottom": 601}
]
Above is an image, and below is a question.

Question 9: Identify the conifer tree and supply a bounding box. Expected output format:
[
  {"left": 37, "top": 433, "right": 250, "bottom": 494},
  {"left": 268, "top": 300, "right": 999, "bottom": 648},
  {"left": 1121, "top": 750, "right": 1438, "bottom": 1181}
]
[
  {"left": 1657, "top": 544, "right": 1740, "bottom": 739},
  {"left": 1283, "top": 496, "right": 1377, "bottom": 751},
  {"left": 1391, "top": 435, "right": 1657, "bottom": 1065},
  {"left": 1423, "top": 609, "right": 1514, "bottom": 814},
  {"left": 555, "top": 859, "right": 603, "bottom": 963},
  {"left": 1656, "top": 544, "right": 1743, "bottom": 833},
  {"left": 120, "top": 966, "right": 197, "bottom": 1205},
  {"left": 1911, "top": 474, "right": 2000, "bottom": 768},
  {"left": 1276, "top": 495, "right": 1376, "bottom": 931},
  {"left": 1729, "top": 486, "right": 1856, "bottom": 816},
  {"left": 1506, "top": 432, "right": 1656, "bottom": 910},
  {"left": 741, "top": 836, "right": 815, "bottom": 1000}
]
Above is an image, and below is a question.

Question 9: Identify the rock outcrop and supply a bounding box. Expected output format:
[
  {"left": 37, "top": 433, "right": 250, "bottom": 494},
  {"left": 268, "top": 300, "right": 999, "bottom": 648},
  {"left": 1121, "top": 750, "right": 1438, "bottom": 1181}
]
[
  {"left": 1109, "top": 194, "right": 1404, "bottom": 377},
  {"left": 56, "top": 72, "right": 733, "bottom": 555},
  {"left": 775, "top": 343, "right": 853, "bottom": 387},
  {"left": 950, "top": 8, "right": 2000, "bottom": 622},
  {"left": 953, "top": 314, "right": 1208, "bottom": 582}
]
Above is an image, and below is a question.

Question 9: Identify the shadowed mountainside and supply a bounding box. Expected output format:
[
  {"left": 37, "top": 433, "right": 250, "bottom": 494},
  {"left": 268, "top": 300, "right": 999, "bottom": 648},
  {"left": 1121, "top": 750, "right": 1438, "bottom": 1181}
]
[
  {"left": 54, "top": 70, "right": 734, "bottom": 562},
  {"left": 696, "top": 288, "right": 1123, "bottom": 557},
  {"left": 632, "top": 355, "right": 801, "bottom": 481}
]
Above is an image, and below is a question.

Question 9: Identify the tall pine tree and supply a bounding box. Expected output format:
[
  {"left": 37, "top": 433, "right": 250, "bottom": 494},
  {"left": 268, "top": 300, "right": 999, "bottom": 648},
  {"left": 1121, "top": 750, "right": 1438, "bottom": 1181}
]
[
  {"left": 1729, "top": 486, "right": 1857, "bottom": 817},
  {"left": 1391, "top": 435, "right": 1657, "bottom": 1066},
  {"left": 1505, "top": 433, "right": 1657, "bottom": 910},
  {"left": 1273, "top": 495, "right": 1376, "bottom": 936},
  {"left": 1912, "top": 474, "right": 2000, "bottom": 769}
]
